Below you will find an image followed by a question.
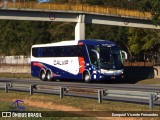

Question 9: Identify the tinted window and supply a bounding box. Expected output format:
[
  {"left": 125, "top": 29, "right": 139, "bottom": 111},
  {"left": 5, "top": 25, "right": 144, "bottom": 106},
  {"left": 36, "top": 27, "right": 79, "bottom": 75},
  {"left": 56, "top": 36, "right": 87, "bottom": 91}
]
[{"left": 32, "top": 45, "right": 86, "bottom": 57}]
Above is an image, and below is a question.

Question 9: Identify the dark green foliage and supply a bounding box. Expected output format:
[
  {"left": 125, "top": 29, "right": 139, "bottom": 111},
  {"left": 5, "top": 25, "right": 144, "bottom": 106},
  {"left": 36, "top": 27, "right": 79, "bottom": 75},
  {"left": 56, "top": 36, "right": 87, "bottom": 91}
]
[
  {"left": 139, "top": 0, "right": 160, "bottom": 25},
  {"left": 48, "top": 22, "right": 75, "bottom": 42},
  {"left": 0, "top": 20, "right": 51, "bottom": 56}
]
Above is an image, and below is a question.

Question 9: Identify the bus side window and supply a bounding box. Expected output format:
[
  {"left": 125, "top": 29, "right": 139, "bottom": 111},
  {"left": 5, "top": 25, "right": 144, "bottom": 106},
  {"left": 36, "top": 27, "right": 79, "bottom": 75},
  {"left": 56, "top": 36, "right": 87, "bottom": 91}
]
[
  {"left": 54, "top": 47, "right": 59, "bottom": 57},
  {"left": 77, "top": 46, "right": 85, "bottom": 57},
  {"left": 54, "top": 47, "right": 63, "bottom": 57},
  {"left": 43, "top": 47, "right": 48, "bottom": 57},
  {"left": 64, "top": 46, "right": 70, "bottom": 57},
  {"left": 32, "top": 48, "right": 38, "bottom": 57},
  {"left": 61, "top": 47, "right": 64, "bottom": 57},
  {"left": 38, "top": 48, "right": 43, "bottom": 57},
  {"left": 65, "top": 46, "right": 71, "bottom": 57},
  {"left": 46, "top": 47, "right": 52, "bottom": 57},
  {"left": 50, "top": 47, "right": 55, "bottom": 57},
  {"left": 72, "top": 46, "right": 77, "bottom": 57}
]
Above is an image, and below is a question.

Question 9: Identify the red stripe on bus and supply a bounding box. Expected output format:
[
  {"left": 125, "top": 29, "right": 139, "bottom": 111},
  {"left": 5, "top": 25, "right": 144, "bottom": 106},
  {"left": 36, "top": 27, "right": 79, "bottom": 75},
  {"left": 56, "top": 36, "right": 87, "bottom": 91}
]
[
  {"left": 52, "top": 74, "right": 58, "bottom": 76},
  {"left": 78, "top": 57, "right": 85, "bottom": 74},
  {"left": 33, "top": 62, "right": 44, "bottom": 69}
]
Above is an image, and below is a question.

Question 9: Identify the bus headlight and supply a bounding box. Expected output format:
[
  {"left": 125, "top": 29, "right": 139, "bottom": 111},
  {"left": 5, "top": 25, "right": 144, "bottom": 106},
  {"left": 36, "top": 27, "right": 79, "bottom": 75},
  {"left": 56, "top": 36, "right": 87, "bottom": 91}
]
[
  {"left": 101, "top": 69, "right": 107, "bottom": 74},
  {"left": 120, "top": 70, "right": 124, "bottom": 74},
  {"left": 118, "top": 70, "right": 123, "bottom": 74}
]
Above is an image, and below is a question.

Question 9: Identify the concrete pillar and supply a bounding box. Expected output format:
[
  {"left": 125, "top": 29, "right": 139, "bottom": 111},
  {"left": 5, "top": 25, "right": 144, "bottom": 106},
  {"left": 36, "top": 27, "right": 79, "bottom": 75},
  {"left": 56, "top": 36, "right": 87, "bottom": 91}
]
[
  {"left": 75, "top": 14, "right": 85, "bottom": 41},
  {"left": 75, "top": 22, "right": 85, "bottom": 41}
]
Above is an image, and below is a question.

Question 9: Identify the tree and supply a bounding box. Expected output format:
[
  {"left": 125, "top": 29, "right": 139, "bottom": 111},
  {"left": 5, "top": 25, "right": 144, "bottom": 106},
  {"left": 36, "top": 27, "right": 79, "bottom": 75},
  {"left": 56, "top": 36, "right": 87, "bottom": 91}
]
[
  {"left": 0, "top": 20, "right": 51, "bottom": 56},
  {"left": 48, "top": 22, "right": 75, "bottom": 42},
  {"left": 127, "top": 27, "right": 160, "bottom": 61},
  {"left": 139, "top": 0, "right": 160, "bottom": 25}
]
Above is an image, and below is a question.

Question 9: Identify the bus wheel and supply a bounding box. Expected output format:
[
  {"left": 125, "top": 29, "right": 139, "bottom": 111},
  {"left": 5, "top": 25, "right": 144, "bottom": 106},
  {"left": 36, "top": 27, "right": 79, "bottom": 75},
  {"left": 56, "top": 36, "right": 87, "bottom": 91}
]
[
  {"left": 83, "top": 72, "right": 91, "bottom": 83},
  {"left": 40, "top": 71, "right": 46, "bottom": 81},
  {"left": 46, "top": 71, "right": 52, "bottom": 81}
]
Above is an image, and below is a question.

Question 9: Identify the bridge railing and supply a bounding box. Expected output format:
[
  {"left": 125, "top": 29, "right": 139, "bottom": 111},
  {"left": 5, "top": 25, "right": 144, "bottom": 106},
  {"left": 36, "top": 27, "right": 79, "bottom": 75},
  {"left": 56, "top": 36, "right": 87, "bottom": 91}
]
[{"left": 3, "top": 2, "right": 152, "bottom": 19}]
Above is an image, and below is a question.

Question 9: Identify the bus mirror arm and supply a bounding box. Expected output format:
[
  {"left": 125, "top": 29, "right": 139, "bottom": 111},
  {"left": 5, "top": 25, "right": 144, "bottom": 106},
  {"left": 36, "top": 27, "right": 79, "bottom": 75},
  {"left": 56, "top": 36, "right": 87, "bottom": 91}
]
[
  {"left": 91, "top": 49, "right": 100, "bottom": 68},
  {"left": 91, "top": 49, "right": 100, "bottom": 60},
  {"left": 122, "top": 51, "right": 127, "bottom": 60}
]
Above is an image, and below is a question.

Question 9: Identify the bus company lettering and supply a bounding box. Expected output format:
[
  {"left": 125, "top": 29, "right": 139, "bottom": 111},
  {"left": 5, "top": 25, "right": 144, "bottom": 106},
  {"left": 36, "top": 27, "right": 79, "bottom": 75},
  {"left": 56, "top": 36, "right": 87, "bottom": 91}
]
[
  {"left": 102, "top": 44, "right": 115, "bottom": 47},
  {"left": 53, "top": 60, "right": 69, "bottom": 65}
]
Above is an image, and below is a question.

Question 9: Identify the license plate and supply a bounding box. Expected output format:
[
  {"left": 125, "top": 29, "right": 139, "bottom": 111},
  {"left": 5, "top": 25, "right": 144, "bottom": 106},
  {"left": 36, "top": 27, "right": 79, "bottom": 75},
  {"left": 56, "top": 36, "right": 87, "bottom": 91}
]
[{"left": 111, "top": 76, "right": 116, "bottom": 79}]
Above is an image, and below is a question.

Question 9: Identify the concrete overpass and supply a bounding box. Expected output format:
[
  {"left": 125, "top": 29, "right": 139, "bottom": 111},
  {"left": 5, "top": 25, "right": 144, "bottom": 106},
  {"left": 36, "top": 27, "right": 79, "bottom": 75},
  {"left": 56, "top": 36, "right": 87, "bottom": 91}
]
[{"left": 0, "top": 2, "right": 160, "bottom": 40}]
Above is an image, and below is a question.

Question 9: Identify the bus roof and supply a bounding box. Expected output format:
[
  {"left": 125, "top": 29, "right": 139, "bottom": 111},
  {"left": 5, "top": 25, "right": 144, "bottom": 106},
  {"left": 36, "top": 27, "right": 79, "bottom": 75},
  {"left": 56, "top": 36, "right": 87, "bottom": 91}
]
[
  {"left": 79, "top": 39, "right": 115, "bottom": 46},
  {"left": 32, "top": 39, "right": 116, "bottom": 48},
  {"left": 32, "top": 40, "right": 78, "bottom": 48}
]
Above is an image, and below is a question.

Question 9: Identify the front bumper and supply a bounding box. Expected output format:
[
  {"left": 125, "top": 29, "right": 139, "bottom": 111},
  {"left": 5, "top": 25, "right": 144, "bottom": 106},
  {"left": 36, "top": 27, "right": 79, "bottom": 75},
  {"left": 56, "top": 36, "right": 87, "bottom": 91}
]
[
  {"left": 100, "top": 74, "right": 124, "bottom": 80},
  {"left": 100, "top": 69, "right": 124, "bottom": 80}
]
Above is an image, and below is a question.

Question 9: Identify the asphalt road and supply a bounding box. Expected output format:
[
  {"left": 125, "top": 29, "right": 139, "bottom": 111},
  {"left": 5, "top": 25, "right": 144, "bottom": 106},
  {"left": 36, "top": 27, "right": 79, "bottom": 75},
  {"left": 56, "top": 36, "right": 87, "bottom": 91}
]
[{"left": 0, "top": 78, "right": 160, "bottom": 92}]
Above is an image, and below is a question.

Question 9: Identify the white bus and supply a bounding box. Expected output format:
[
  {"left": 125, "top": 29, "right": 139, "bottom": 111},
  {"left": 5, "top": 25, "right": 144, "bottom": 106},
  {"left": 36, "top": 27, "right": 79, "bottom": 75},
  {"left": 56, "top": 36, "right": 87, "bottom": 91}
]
[{"left": 31, "top": 39, "right": 124, "bottom": 83}]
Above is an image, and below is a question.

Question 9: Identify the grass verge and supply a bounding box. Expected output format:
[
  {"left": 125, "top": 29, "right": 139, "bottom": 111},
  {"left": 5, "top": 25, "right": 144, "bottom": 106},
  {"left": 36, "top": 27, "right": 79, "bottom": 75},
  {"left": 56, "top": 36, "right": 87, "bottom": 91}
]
[
  {"left": 0, "top": 90, "right": 159, "bottom": 120},
  {"left": 0, "top": 93, "right": 94, "bottom": 120},
  {"left": 136, "top": 78, "right": 160, "bottom": 85},
  {"left": 0, "top": 90, "right": 159, "bottom": 111}
]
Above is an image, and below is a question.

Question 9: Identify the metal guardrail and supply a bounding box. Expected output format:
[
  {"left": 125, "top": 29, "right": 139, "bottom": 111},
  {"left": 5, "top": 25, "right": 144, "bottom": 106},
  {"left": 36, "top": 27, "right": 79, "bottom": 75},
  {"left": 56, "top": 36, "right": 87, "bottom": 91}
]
[
  {"left": 0, "top": 2, "right": 152, "bottom": 19},
  {"left": 98, "top": 89, "right": 159, "bottom": 109},
  {"left": 0, "top": 82, "right": 160, "bottom": 109}
]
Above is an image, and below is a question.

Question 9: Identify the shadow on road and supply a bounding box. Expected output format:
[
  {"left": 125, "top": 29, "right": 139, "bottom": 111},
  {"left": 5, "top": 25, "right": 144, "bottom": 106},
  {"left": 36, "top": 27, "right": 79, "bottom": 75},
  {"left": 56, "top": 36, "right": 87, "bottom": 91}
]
[
  {"left": 124, "top": 66, "right": 155, "bottom": 83},
  {"left": 97, "top": 66, "right": 158, "bottom": 84}
]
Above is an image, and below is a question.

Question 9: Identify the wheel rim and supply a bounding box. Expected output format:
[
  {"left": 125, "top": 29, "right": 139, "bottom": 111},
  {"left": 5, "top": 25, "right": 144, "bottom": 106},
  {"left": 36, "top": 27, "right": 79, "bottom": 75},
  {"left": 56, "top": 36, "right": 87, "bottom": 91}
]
[
  {"left": 41, "top": 71, "right": 46, "bottom": 81},
  {"left": 84, "top": 74, "right": 90, "bottom": 82},
  {"left": 47, "top": 72, "right": 51, "bottom": 80}
]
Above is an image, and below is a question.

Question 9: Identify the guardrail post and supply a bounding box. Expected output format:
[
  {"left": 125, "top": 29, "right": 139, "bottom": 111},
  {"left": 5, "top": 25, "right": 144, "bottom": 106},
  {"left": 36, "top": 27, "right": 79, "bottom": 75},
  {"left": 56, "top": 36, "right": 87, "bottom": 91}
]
[
  {"left": 98, "top": 90, "right": 102, "bottom": 103},
  {"left": 30, "top": 85, "right": 33, "bottom": 95},
  {"left": 5, "top": 83, "right": 9, "bottom": 93},
  {"left": 149, "top": 93, "right": 154, "bottom": 109},
  {"left": 60, "top": 87, "right": 64, "bottom": 99}
]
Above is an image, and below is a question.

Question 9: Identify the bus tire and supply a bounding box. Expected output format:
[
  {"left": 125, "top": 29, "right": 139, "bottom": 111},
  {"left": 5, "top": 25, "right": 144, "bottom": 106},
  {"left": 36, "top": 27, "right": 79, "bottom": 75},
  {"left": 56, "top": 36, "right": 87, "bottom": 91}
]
[
  {"left": 40, "top": 70, "right": 47, "bottom": 81},
  {"left": 83, "top": 72, "right": 91, "bottom": 83},
  {"left": 46, "top": 71, "right": 52, "bottom": 81}
]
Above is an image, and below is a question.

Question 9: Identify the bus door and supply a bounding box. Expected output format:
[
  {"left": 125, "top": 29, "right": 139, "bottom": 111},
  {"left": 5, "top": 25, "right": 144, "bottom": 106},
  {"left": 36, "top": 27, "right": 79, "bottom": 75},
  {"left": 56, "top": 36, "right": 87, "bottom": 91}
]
[{"left": 90, "top": 49, "right": 100, "bottom": 80}]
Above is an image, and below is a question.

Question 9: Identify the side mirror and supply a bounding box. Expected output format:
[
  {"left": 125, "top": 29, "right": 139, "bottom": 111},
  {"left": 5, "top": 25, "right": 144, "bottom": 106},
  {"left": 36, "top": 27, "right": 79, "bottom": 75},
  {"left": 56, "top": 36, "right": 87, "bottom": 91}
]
[{"left": 122, "top": 51, "right": 127, "bottom": 60}]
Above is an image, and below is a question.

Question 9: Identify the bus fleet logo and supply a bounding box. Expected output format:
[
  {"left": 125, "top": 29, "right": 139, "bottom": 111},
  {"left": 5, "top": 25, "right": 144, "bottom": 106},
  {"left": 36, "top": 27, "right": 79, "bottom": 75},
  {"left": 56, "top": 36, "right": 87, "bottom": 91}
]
[{"left": 9, "top": 100, "right": 25, "bottom": 112}]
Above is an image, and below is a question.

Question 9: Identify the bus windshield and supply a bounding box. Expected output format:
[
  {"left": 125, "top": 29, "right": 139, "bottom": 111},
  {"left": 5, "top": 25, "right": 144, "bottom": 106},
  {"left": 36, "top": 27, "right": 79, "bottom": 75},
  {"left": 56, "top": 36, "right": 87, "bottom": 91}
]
[{"left": 99, "top": 47, "right": 123, "bottom": 70}]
